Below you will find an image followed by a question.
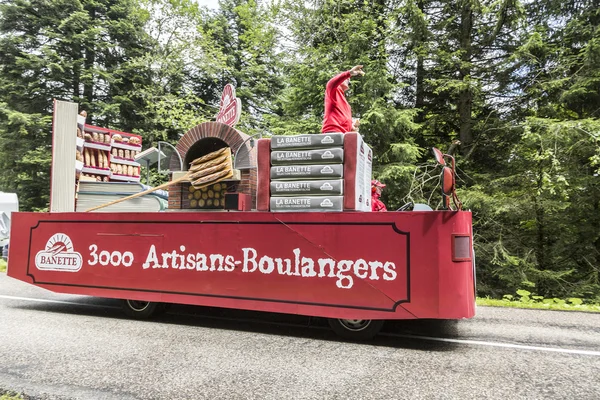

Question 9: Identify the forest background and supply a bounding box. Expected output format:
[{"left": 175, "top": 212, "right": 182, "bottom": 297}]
[{"left": 0, "top": 0, "right": 598, "bottom": 301}]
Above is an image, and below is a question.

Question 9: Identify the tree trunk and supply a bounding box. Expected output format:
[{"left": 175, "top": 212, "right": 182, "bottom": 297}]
[
  {"left": 415, "top": 0, "right": 426, "bottom": 122},
  {"left": 72, "top": 45, "right": 81, "bottom": 100},
  {"left": 458, "top": 0, "right": 473, "bottom": 156},
  {"left": 535, "top": 163, "right": 546, "bottom": 294},
  {"left": 82, "top": 7, "right": 96, "bottom": 111}
]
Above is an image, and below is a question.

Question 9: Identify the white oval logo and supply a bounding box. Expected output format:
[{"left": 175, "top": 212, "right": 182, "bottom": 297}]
[{"left": 35, "top": 233, "right": 83, "bottom": 272}]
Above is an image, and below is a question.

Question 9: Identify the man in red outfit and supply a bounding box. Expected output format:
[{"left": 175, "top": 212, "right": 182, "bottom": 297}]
[
  {"left": 321, "top": 65, "right": 365, "bottom": 133},
  {"left": 371, "top": 180, "right": 387, "bottom": 212}
]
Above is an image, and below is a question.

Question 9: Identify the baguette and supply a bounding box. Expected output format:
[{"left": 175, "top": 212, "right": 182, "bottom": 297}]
[
  {"left": 189, "top": 162, "right": 227, "bottom": 180},
  {"left": 189, "top": 152, "right": 230, "bottom": 172},
  {"left": 190, "top": 147, "right": 230, "bottom": 166},
  {"left": 84, "top": 149, "right": 91, "bottom": 166},
  {"left": 191, "top": 168, "right": 233, "bottom": 189}
]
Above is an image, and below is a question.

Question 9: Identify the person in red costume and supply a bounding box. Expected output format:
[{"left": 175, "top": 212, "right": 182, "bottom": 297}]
[
  {"left": 321, "top": 65, "right": 365, "bottom": 133},
  {"left": 371, "top": 180, "right": 387, "bottom": 212}
]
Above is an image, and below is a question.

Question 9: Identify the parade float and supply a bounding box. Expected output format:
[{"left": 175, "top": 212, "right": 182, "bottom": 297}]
[{"left": 6, "top": 86, "right": 475, "bottom": 340}]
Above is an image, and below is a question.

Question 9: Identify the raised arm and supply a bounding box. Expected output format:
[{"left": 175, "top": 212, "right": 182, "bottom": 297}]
[
  {"left": 325, "top": 65, "right": 365, "bottom": 92},
  {"left": 326, "top": 70, "right": 351, "bottom": 92}
]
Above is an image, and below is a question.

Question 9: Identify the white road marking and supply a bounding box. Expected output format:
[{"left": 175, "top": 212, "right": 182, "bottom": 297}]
[
  {"left": 1, "top": 294, "right": 599, "bottom": 356},
  {"left": 386, "top": 333, "right": 600, "bottom": 357},
  {"left": 0, "top": 294, "right": 117, "bottom": 309}
]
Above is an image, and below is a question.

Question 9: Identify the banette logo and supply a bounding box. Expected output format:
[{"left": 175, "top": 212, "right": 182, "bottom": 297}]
[
  {"left": 321, "top": 150, "right": 334, "bottom": 159},
  {"left": 35, "top": 233, "right": 83, "bottom": 272},
  {"left": 321, "top": 136, "right": 334, "bottom": 144},
  {"left": 216, "top": 84, "right": 242, "bottom": 127},
  {"left": 320, "top": 199, "right": 334, "bottom": 207}
]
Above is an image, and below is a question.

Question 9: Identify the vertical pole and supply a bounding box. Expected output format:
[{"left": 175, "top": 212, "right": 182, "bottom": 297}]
[{"left": 145, "top": 159, "right": 150, "bottom": 186}]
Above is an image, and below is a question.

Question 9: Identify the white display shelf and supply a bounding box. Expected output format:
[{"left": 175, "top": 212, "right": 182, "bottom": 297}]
[
  {"left": 110, "top": 157, "right": 140, "bottom": 167},
  {"left": 111, "top": 140, "right": 142, "bottom": 152},
  {"left": 82, "top": 166, "right": 111, "bottom": 176},
  {"left": 84, "top": 141, "right": 111, "bottom": 151},
  {"left": 75, "top": 160, "right": 84, "bottom": 172},
  {"left": 110, "top": 173, "right": 141, "bottom": 182},
  {"left": 76, "top": 137, "right": 85, "bottom": 149}
]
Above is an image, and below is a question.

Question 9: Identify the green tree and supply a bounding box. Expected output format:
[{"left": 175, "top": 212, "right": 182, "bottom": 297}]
[{"left": 0, "top": 0, "right": 151, "bottom": 210}]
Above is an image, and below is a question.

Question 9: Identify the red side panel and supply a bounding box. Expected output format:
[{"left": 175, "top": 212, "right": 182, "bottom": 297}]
[{"left": 7, "top": 211, "right": 475, "bottom": 321}]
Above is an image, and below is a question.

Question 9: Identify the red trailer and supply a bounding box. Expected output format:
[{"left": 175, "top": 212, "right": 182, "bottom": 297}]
[{"left": 5, "top": 100, "right": 475, "bottom": 340}]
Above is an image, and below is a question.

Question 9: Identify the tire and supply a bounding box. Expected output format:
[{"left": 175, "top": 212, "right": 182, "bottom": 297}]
[
  {"left": 121, "top": 299, "right": 161, "bottom": 319},
  {"left": 327, "top": 318, "right": 385, "bottom": 341}
]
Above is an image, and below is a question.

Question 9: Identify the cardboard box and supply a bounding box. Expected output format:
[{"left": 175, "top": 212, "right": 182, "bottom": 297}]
[
  {"left": 269, "top": 196, "right": 343, "bottom": 212},
  {"left": 270, "top": 133, "right": 344, "bottom": 150},
  {"left": 270, "top": 164, "right": 344, "bottom": 180},
  {"left": 271, "top": 148, "right": 344, "bottom": 165},
  {"left": 270, "top": 179, "right": 343, "bottom": 196},
  {"left": 355, "top": 135, "right": 373, "bottom": 212},
  {"left": 342, "top": 133, "right": 373, "bottom": 212}
]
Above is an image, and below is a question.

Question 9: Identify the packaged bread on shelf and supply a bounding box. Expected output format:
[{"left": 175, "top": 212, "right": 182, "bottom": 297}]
[{"left": 84, "top": 149, "right": 91, "bottom": 166}]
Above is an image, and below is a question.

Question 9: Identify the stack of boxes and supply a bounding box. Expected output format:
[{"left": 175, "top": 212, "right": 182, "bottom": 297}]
[
  {"left": 269, "top": 133, "right": 345, "bottom": 212},
  {"left": 259, "top": 133, "right": 373, "bottom": 212}
]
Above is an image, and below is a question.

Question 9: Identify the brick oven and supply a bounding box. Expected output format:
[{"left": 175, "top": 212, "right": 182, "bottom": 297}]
[{"left": 167, "top": 121, "right": 257, "bottom": 210}]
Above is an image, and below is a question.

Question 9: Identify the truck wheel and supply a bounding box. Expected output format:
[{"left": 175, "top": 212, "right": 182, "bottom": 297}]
[
  {"left": 121, "top": 299, "right": 161, "bottom": 319},
  {"left": 327, "top": 318, "right": 385, "bottom": 341}
]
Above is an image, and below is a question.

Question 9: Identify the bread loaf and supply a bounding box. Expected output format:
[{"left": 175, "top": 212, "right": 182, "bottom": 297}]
[
  {"left": 189, "top": 152, "right": 230, "bottom": 172},
  {"left": 189, "top": 163, "right": 227, "bottom": 180},
  {"left": 191, "top": 168, "right": 233, "bottom": 189},
  {"left": 190, "top": 147, "right": 230, "bottom": 166}
]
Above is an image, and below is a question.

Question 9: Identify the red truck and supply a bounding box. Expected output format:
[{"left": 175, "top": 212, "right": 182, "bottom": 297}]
[{"left": 6, "top": 101, "right": 475, "bottom": 340}]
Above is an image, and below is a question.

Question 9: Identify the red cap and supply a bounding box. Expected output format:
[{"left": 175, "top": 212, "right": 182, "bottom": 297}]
[{"left": 371, "top": 180, "right": 386, "bottom": 188}]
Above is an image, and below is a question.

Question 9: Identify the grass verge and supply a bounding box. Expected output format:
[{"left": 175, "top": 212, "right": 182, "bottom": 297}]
[
  {"left": 0, "top": 392, "right": 26, "bottom": 400},
  {"left": 0, "top": 259, "right": 6, "bottom": 273},
  {"left": 477, "top": 297, "right": 600, "bottom": 312}
]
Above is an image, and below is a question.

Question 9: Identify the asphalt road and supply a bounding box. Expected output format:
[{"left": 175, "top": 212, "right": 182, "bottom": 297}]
[{"left": 1, "top": 273, "right": 599, "bottom": 400}]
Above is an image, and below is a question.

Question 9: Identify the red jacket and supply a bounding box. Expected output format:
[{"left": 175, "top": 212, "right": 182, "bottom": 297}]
[
  {"left": 372, "top": 192, "right": 387, "bottom": 212},
  {"left": 321, "top": 71, "right": 353, "bottom": 133}
]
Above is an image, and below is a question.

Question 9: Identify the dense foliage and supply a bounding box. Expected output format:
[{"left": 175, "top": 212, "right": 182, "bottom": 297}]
[{"left": 0, "top": 0, "right": 598, "bottom": 300}]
